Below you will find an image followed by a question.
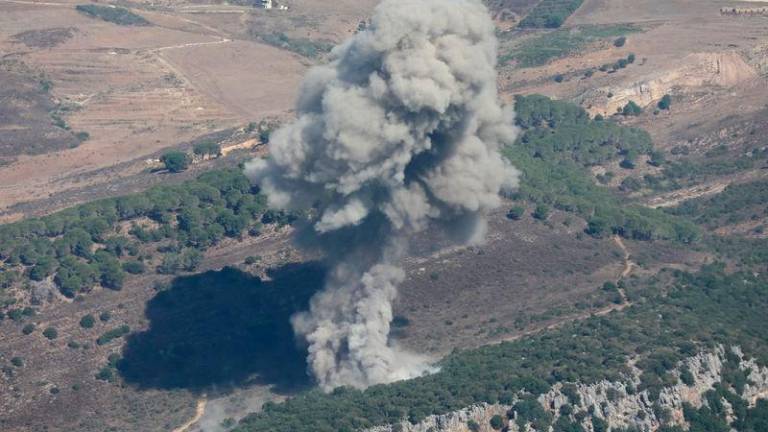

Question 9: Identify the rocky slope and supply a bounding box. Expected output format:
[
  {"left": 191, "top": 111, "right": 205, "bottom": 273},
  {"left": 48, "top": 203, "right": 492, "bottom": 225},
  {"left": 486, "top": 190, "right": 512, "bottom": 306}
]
[
  {"left": 581, "top": 52, "right": 758, "bottom": 116},
  {"left": 366, "top": 346, "right": 768, "bottom": 432}
]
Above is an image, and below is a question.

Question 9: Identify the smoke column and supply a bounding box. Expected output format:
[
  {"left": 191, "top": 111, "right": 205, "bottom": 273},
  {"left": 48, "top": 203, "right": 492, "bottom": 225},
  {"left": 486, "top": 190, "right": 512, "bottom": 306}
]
[{"left": 245, "top": 0, "right": 519, "bottom": 391}]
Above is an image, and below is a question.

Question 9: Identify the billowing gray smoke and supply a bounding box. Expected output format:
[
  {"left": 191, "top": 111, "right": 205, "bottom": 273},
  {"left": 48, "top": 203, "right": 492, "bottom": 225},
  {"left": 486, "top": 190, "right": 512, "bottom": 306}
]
[{"left": 245, "top": 0, "right": 519, "bottom": 391}]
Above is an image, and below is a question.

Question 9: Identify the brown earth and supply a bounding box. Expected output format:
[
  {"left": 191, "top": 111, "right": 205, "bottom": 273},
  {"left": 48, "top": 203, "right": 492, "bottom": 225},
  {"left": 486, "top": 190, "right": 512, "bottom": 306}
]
[{"left": 0, "top": 0, "right": 308, "bottom": 214}]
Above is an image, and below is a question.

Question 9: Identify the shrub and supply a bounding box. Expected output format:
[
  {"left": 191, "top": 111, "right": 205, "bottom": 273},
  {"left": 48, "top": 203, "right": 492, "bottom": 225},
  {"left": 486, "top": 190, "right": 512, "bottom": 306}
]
[
  {"left": 533, "top": 204, "right": 550, "bottom": 221},
  {"left": 193, "top": 141, "right": 222, "bottom": 158},
  {"left": 96, "top": 325, "right": 130, "bottom": 345},
  {"left": 11, "top": 356, "right": 23, "bottom": 367},
  {"left": 99, "top": 311, "right": 112, "bottom": 322},
  {"left": 680, "top": 366, "right": 695, "bottom": 386},
  {"left": 658, "top": 94, "right": 672, "bottom": 111},
  {"left": 122, "top": 260, "right": 145, "bottom": 274},
  {"left": 160, "top": 151, "right": 190, "bottom": 173},
  {"left": 22, "top": 323, "right": 36, "bottom": 335},
  {"left": 620, "top": 177, "right": 642, "bottom": 192},
  {"left": 468, "top": 419, "right": 481, "bottom": 432},
  {"left": 614, "top": 36, "right": 626, "bottom": 47},
  {"left": 80, "top": 314, "right": 95, "bottom": 329},
  {"left": 507, "top": 206, "right": 526, "bottom": 220},
  {"left": 622, "top": 101, "right": 643, "bottom": 116},
  {"left": 490, "top": 414, "right": 505, "bottom": 430},
  {"left": 592, "top": 417, "right": 609, "bottom": 432},
  {"left": 95, "top": 366, "right": 114, "bottom": 382},
  {"left": 648, "top": 150, "right": 666, "bottom": 167},
  {"left": 555, "top": 74, "right": 565, "bottom": 83},
  {"left": 43, "top": 326, "right": 58, "bottom": 340}
]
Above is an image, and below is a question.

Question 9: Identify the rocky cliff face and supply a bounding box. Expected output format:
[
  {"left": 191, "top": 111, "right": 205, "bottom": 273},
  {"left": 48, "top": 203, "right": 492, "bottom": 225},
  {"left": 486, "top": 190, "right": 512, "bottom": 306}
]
[{"left": 366, "top": 346, "right": 768, "bottom": 432}]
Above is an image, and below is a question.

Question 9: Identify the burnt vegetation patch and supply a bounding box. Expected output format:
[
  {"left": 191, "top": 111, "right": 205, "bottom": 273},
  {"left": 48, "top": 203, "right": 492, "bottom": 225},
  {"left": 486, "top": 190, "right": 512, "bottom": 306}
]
[
  {"left": 117, "top": 263, "right": 325, "bottom": 392},
  {"left": 11, "top": 27, "right": 76, "bottom": 48},
  {"left": 0, "top": 63, "right": 83, "bottom": 157}
]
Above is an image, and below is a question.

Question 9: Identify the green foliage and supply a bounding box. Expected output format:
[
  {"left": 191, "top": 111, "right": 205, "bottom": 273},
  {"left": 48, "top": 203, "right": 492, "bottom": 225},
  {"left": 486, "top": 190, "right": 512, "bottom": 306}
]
[
  {"left": 467, "top": 419, "right": 480, "bottom": 432},
  {"left": 122, "top": 260, "right": 145, "bottom": 275},
  {"left": 79, "top": 314, "right": 95, "bottom": 329},
  {"left": 553, "top": 416, "right": 585, "bottom": 432},
  {"left": 75, "top": 4, "right": 149, "bottom": 26},
  {"left": 504, "top": 25, "right": 639, "bottom": 67},
  {"left": 680, "top": 365, "right": 695, "bottom": 386},
  {"left": 658, "top": 95, "right": 672, "bottom": 111},
  {"left": 518, "top": 0, "right": 584, "bottom": 28},
  {"left": 622, "top": 101, "right": 642, "bottom": 116},
  {"left": 11, "top": 356, "right": 23, "bottom": 367},
  {"left": 489, "top": 414, "right": 505, "bottom": 430},
  {"left": 0, "top": 169, "right": 271, "bottom": 298},
  {"left": 157, "top": 248, "right": 203, "bottom": 274},
  {"left": 533, "top": 204, "right": 550, "bottom": 221},
  {"left": 193, "top": 141, "right": 222, "bottom": 158},
  {"left": 100, "top": 311, "right": 112, "bottom": 322},
  {"left": 234, "top": 262, "right": 768, "bottom": 432},
  {"left": 259, "top": 33, "right": 333, "bottom": 58},
  {"left": 614, "top": 36, "right": 627, "bottom": 47},
  {"left": 683, "top": 402, "right": 729, "bottom": 432},
  {"left": 507, "top": 206, "right": 526, "bottom": 220},
  {"left": 94, "top": 250, "right": 125, "bottom": 290},
  {"left": 511, "top": 396, "right": 553, "bottom": 431},
  {"left": 96, "top": 325, "right": 130, "bottom": 346},
  {"left": 648, "top": 150, "right": 666, "bottom": 167},
  {"left": 507, "top": 95, "right": 698, "bottom": 243},
  {"left": 22, "top": 323, "right": 35, "bottom": 335},
  {"left": 43, "top": 326, "right": 58, "bottom": 340},
  {"left": 745, "top": 400, "right": 768, "bottom": 432},
  {"left": 95, "top": 366, "right": 115, "bottom": 382},
  {"left": 161, "top": 151, "right": 190, "bottom": 173},
  {"left": 666, "top": 179, "right": 768, "bottom": 229},
  {"left": 644, "top": 155, "right": 758, "bottom": 193},
  {"left": 592, "top": 417, "right": 608, "bottom": 432}
]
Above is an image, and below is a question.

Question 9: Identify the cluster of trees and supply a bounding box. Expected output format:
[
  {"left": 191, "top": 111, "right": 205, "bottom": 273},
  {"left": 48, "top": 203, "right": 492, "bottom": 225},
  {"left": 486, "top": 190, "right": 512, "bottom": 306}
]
[
  {"left": 160, "top": 151, "right": 190, "bottom": 173},
  {"left": 259, "top": 33, "right": 333, "bottom": 59},
  {"left": 666, "top": 179, "right": 768, "bottom": 229},
  {"left": 75, "top": 4, "right": 150, "bottom": 26},
  {"left": 0, "top": 169, "right": 274, "bottom": 299},
  {"left": 234, "top": 263, "right": 768, "bottom": 432},
  {"left": 640, "top": 155, "right": 758, "bottom": 193},
  {"left": 518, "top": 0, "right": 585, "bottom": 28},
  {"left": 598, "top": 53, "right": 636, "bottom": 73},
  {"left": 507, "top": 95, "right": 698, "bottom": 242}
]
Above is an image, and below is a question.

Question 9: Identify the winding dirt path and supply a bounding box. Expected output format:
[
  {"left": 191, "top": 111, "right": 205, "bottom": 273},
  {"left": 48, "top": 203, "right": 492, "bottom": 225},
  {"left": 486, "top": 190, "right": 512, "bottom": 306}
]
[
  {"left": 612, "top": 235, "right": 633, "bottom": 304},
  {"left": 172, "top": 398, "right": 207, "bottom": 432},
  {"left": 498, "top": 236, "right": 635, "bottom": 345}
]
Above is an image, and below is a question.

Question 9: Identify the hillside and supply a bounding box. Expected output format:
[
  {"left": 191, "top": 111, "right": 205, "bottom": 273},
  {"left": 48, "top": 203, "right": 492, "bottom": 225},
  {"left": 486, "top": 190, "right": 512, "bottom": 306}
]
[{"left": 0, "top": 0, "right": 767, "bottom": 431}]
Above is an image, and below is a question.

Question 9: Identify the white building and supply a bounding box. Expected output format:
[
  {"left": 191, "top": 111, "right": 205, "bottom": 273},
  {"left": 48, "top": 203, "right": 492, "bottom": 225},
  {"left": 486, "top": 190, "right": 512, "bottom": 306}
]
[{"left": 261, "top": 0, "right": 288, "bottom": 10}]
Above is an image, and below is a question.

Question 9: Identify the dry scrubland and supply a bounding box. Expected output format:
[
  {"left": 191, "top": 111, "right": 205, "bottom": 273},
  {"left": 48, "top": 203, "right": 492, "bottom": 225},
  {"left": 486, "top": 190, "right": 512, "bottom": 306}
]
[{"left": 0, "top": 0, "right": 767, "bottom": 431}]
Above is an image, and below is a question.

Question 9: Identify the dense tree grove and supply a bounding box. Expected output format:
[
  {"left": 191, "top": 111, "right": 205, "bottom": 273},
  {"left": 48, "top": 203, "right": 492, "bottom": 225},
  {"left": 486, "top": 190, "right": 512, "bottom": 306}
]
[
  {"left": 666, "top": 179, "right": 768, "bottom": 229},
  {"left": 507, "top": 95, "right": 698, "bottom": 242},
  {"left": 518, "top": 0, "right": 585, "bottom": 28},
  {"left": 0, "top": 169, "right": 273, "bottom": 299}
]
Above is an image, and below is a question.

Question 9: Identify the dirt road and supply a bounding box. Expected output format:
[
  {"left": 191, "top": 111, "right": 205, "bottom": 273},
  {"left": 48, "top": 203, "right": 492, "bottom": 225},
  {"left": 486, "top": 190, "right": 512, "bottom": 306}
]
[{"left": 173, "top": 398, "right": 207, "bottom": 432}]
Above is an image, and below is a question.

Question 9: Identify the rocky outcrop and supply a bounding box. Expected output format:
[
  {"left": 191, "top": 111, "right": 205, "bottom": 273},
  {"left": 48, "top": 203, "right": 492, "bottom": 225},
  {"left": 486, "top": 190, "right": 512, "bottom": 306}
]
[
  {"left": 366, "top": 346, "right": 768, "bottom": 432},
  {"left": 581, "top": 52, "right": 758, "bottom": 116}
]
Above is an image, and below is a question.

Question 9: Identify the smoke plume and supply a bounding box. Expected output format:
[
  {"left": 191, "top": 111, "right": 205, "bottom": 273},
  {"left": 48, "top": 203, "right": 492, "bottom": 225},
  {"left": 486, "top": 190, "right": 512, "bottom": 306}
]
[{"left": 245, "top": 0, "right": 519, "bottom": 391}]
